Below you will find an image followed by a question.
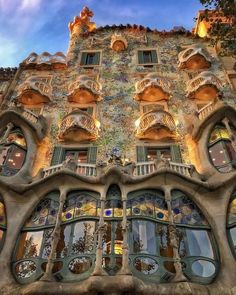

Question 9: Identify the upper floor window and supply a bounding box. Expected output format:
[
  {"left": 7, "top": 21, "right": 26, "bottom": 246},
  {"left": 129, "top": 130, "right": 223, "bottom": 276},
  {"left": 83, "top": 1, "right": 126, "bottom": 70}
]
[
  {"left": 0, "top": 126, "right": 27, "bottom": 177},
  {"left": 138, "top": 50, "right": 158, "bottom": 65},
  {"left": 80, "top": 51, "right": 101, "bottom": 67},
  {"left": 208, "top": 123, "right": 236, "bottom": 173}
]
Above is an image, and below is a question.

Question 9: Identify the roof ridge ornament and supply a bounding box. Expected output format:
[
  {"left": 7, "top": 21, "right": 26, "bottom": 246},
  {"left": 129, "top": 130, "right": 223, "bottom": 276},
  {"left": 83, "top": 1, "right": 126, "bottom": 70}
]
[{"left": 68, "top": 6, "right": 96, "bottom": 36}]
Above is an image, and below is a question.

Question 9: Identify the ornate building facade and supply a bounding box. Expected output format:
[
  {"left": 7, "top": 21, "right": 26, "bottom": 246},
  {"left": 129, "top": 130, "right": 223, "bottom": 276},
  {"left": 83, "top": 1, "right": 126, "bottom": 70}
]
[{"left": 0, "top": 7, "right": 236, "bottom": 295}]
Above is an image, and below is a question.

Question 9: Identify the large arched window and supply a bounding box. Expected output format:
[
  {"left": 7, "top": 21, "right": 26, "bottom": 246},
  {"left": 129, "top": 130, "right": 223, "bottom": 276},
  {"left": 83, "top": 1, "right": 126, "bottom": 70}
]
[
  {"left": 127, "top": 189, "right": 218, "bottom": 284},
  {"left": 0, "top": 126, "right": 27, "bottom": 176},
  {"left": 0, "top": 198, "right": 6, "bottom": 252},
  {"left": 102, "top": 184, "right": 123, "bottom": 275},
  {"left": 227, "top": 191, "right": 236, "bottom": 258},
  {"left": 13, "top": 190, "right": 100, "bottom": 284},
  {"left": 208, "top": 124, "right": 236, "bottom": 173}
]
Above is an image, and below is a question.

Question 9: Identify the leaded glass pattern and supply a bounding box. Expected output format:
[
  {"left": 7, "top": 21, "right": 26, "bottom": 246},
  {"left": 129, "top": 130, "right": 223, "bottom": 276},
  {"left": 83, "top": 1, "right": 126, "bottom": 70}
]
[
  {"left": 227, "top": 193, "right": 236, "bottom": 259},
  {"left": 13, "top": 190, "right": 99, "bottom": 284},
  {"left": 128, "top": 189, "right": 218, "bottom": 284}
]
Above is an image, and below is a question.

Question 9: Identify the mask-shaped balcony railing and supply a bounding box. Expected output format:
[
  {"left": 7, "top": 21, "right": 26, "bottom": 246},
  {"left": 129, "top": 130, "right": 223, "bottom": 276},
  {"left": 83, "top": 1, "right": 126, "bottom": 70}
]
[
  {"left": 186, "top": 71, "right": 222, "bottom": 100},
  {"left": 135, "top": 109, "right": 176, "bottom": 140},
  {"left": 17, "top": 77, "right": 52, "bottom": 105},
  {"left": 178, "top": 45, "right": 211, "bottom": 70},
  {"left": 21, "top": 52, "right": 66, "bottom": 69},
  {"left": 58, "top": 109, "right": 100, "bottom": 142},
  {"left": 134, "top": 73, "right": 171, "bottom": 101},
  {"left": 68, "top": 75, "right": 102, "bottom": 103}
]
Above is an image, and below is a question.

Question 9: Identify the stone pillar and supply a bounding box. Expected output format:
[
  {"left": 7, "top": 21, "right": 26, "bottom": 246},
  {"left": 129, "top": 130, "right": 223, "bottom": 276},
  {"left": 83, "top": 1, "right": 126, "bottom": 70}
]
[
  {"left": 222, "top": 117, "right": 236, "bottom": 151},
  {"left": 118, "top": 198, "right": 131, "bottom": 275},
  {"left": 40, "top": 189, "right": 67, "bottom": 281},
  {"left": 92, "top": 196, "right": 107, "bottom": 276},
  {"left": 165, "top": 188, "right": 187, "bottom": 282},
  {"left": 0, "top": 123, "right": 14, "bottom": 144}
]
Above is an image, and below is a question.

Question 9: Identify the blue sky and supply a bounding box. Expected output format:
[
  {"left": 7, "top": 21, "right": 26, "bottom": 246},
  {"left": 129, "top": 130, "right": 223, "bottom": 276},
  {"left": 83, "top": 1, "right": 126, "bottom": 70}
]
[{"left": 0, "top": 0, "right": 204, "bottom": 67}]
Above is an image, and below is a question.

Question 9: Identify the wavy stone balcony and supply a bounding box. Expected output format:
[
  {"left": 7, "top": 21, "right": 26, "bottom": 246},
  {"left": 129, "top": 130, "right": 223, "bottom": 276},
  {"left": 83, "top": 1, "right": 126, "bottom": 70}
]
[
  {"left": 58, "top": 109, "right": 100, "bottom": 142},
  {"left": 134, "top": 73, "right": 171, "bottom": 102},
  {"left": 178, "top": 45, "right": 211, "bottom": 70},
  {"left": 68, "top": 75, "right": 102, "bottom": 103},
  {"left": 17, "top": 77, "right": 52, "bottom": 105},
  {"left": 186, "top": 71, "right": 222, "bottom": 100},
  {"left": 135, "top": 109, "right": 176, "bottom": 140},
  {"left": 21, "top": 52, "right": 67, "bottom": 70}
]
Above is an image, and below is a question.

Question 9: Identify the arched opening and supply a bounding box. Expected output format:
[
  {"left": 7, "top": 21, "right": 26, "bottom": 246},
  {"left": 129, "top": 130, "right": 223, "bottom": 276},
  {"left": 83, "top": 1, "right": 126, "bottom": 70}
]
[
  {"left": 127, "top": 189, "right": 218, "bottom": 284},
  {"left": 0, "top": 126, "right": 27, "bottom": 176},
  {"left": 13, "top": 190, "right": 100, "bottom": 283},
  {"left": 208, "top": 123, "right": 236, "bottom": 173}
]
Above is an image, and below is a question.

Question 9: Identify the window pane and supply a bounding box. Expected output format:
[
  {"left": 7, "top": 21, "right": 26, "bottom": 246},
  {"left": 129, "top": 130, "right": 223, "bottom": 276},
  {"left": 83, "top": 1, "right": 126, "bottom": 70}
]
[
  {"left": 143, "top": 51, "right": 152, "bottom": 63},
  {"left": 17, "top": 231, "right": 44, "bottom": 259},
  {"left": 132, "top": 220, "right": 156, "bottom": 255},
  {"left": 0, "top": 201, "right": 6, "bottom": 226},
  {"left": 185, "top": 229, "right": 214, "bottom": 258},
  {"left": 229, "top": 227, "right": 236, "bottom": 253},
  {"left": 56, "top": 225, "right": 71, "bottom": 258},
  {"left": 114, "top": 222, "right": 123, "bottom": 254},
  {"left": 103, "top": 222, "right": 112, "bottom": 255},
  {"left": 228, "top": 198, "right": 236, "bottom": 224},
  {"left": 7, "top": 145, "right": 26, "bottom": 169},
  {"left": 72, "top": 221, "right": 96, "bottom": 254}
]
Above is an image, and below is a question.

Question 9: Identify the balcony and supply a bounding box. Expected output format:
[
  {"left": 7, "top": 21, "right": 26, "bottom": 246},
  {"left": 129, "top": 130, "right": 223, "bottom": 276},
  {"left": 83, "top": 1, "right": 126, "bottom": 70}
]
[
  {"left": 187, "top": 71, "right": 222, "bottom": 100},
  {"left": 21, "top": 52, "right": 67, "bottom": 70},
  {"left": 42, "top": 163, "right": 97, "bottom": 178},
  {"left": 17, "top": 77, "right": 52, "bottom": 105},
  {"left": 197, "top": 100, "right": 225, "bottom": 121},
  {"left": 111, "top": 34, "right": 128, "bottom": 52},
  {"left": 134, "top": 73, "right": 171, "bottom": 102},
  {"left": 134, "top": 160, "right": 196, "bottom": 178},
  {"left": 68, "top": 75, "right": 102, "bottom": 103},
  {"left": 135, "top": 109, "right": 176, "bottom": 140},
  {"left": 178, "top": 45, "right": 211, "bottom": 70},
  {"left": 58, "top": 109, "right": 100, "bottom": 142}
]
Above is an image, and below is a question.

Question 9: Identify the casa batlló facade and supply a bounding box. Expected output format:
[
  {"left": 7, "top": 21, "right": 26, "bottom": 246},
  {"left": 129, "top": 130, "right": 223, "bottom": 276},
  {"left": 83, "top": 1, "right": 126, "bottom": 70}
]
[{"left": 0, "top": 6, "right": 236, "bottom": 295}]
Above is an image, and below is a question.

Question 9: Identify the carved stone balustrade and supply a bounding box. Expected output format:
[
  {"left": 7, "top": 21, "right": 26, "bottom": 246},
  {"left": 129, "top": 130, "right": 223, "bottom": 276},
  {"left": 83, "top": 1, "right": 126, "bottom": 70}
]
[
  {"left": 197, "top": 100, "right": 225, "bottom": 121},
  {"left": 58, "top": 109, "right": 100, "bottom": 142},
  {"left": 17, "top": 77, "right": 52, "bottom": 105},
  {"left": 68, "top": 75, "right": 102, "bottom": 103},
  {"left": 134, "top": 73, "right": 172, "bottom": 101},
  {"left": 135, "top": 109, "right": 176, "bottom": 140},
  {"left": 134, "top": 160, "right": 202, "bottom": 179},
  {"left": 186, "top": 71, "right": 222, "bottom": 100},
  {"left": 111, "top": 34, "right": 128, "bottom": 52},
  {"left": 21, "top": 52, "right": 67, "bottom": 70},
  {"left": 178, "top": 45, "right": 211, "bottom": 70}
]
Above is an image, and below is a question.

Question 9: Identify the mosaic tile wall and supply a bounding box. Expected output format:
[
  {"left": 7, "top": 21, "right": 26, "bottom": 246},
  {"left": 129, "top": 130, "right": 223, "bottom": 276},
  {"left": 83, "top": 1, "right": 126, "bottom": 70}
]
[{"left": 9, "top": 28, "right": 235, "bottom": 172}]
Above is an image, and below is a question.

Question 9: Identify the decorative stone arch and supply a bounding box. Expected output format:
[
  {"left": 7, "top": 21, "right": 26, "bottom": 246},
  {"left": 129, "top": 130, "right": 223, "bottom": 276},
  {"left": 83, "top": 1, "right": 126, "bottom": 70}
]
[{"left": 186, "top": 103, "right": 236, "bottom": 177}]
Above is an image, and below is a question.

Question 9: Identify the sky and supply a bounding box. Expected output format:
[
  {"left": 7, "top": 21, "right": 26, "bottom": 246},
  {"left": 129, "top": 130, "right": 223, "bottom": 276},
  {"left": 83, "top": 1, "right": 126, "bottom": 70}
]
[{"left": 0, "top": 0, "right": 205, "bottom": 67}]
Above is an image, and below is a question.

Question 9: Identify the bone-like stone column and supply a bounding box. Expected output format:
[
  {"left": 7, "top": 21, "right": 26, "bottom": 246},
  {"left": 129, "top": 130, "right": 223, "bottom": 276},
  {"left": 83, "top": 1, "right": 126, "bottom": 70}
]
[
  {"left": 40, "top": 189, "right": 67, "bottom": 281},
  {"left": 92, "top": 196, "right": 107, "bottom": 276},
  {"left": 0, "top": 123, "right": 14, "bottom": 144},
  {"left": 165, "top": 188, "right": 187, "bottom": 282},
  {"left": 118, "top": 197, "right": 131, "bottom": 275}
]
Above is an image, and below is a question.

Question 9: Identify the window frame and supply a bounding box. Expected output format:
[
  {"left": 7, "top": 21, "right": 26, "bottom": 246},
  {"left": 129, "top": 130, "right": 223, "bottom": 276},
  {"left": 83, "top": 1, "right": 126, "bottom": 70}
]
[
  {"left": 79, "top": 50, "right": 102, "bottom": 68},
  {"left": 136, "top": 48, "right": 160, "bottom": 66}
]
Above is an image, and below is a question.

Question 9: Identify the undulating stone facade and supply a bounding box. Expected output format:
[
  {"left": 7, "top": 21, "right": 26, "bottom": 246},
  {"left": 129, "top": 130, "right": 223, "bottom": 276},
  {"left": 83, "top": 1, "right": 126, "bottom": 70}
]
[{"left": 0, "top": 6, "right": 236, "bottom": 295}]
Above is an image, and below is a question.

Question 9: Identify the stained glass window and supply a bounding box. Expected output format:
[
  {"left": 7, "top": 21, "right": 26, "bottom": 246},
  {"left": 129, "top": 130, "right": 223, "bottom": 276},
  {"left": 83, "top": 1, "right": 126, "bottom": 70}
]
[
  {"left": 13, "top": 190, "right": 99, "bottom": 284},
  {"left": 128, "top": 189, "right": 218, "bottom": 284},
  {"left": 208, "top": 124, "right": 236, "bottom": 173},
  {"left": 227, "top": 192, "right": 236, "bottom": 258}
]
